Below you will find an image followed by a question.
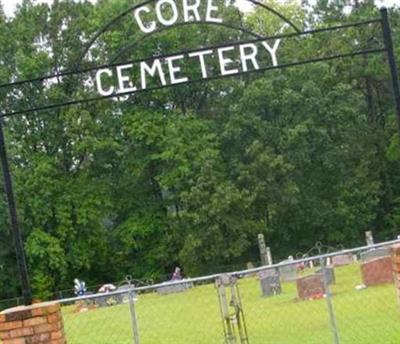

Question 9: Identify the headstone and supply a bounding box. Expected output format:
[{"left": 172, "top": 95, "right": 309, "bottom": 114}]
[
  {"left": 259, "top": 268, "right": 281, "bottom": 297},
  {"left": 116, "top": 284, "right": 132, "bottom": 304},
  {"left": 95, "top": 293, "right": 125, "bottom": 307},
  {"left": 316, "top": 267, "right": 335, "bottom": 285},
  {"left": 95, "top": 295, "right": 109, "bottom": 307},
  {"left": 326, "top": 257, "right": 332, "bottom": 266},
  {"left": 296, "top": 274, "right": 326, "bottom": 300},
  {"left": 279, "top": 261, "right": 297, "bottom": 282},
  {"left": 360, "top": 247, "right": 390, "bottom": 262},
  {"left": 156, "top": 281, "right": 193, "bottom": 295},
  {"left": 246, "top": 262, "right": 255, "bottom": 270},
  {"left": 246, "top": 262, "right": 257, "bottom": 277},
  {"left": 266, "top": 247, "right": 272, "bottom": 265},
  {"left": 365, "top": 231, "right": 374, "bottom": 246},
  {"left": 258, "top": 234, "right": 269, "bottom": 266},
  {"left": 361, "top": 256, "right": 393, "bottom": 286},
  {"left": 332, "top": 253, "right": 353, "bottom": 267}
]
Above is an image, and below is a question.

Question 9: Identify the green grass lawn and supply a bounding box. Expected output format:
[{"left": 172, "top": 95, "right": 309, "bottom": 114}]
[{"left": 61, "top": 263, "right": 400, "bottom": 344}]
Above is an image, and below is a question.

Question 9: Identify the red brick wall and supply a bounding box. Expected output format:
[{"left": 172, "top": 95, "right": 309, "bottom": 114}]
[{"left": 0, "top": 302, "right": 66, "bottom": 344}]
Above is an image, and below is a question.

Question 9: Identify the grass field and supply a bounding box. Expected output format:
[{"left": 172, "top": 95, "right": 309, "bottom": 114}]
[{"left": 60, "top": 263, "right": 400, "bottom": 344}]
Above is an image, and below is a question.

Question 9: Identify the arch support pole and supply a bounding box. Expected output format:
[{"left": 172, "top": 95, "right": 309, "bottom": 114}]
[
  {"left": 381, "top": 8, "right": 400, "bottom": 135},
  {"left": 0, "top": 119, "right": 32, "bottom": 305}
]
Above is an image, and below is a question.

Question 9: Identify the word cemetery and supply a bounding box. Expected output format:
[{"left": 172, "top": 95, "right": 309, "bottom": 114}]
[
  {"left": 0, "top": 0, "right": 396, "bottom": 121},
  {"left": 93, "top": 0, "right": 282, "bottom": 97},
  {"left": 95, "top": 39, "right": 281, "bottom": 96}
]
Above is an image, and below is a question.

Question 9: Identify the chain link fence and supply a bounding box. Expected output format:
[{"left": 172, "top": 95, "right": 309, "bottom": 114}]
[
  {"left": 2, "top": 239, "right": 400, "bottom": 344},
  {"left": 0, "top": 296, "right": 23, "bottom": 312},
  {"left": 61, "top": 239, "right": 400, "bottom": 343}
]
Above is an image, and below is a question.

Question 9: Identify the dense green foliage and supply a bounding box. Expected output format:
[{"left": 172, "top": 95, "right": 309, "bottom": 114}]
[{"left": 0, "top": 0, "right": 399, "bottom": 299}]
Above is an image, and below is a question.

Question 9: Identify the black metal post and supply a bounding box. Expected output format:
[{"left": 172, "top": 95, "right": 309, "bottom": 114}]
[
  {"left": 0, "top": 119, "right": 32, "bottom": 305},
  {"left": 380, "top": 8, "right": 400, "bottom": 134}
]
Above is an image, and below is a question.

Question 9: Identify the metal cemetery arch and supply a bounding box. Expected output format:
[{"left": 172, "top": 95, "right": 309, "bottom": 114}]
[
  {"left": 0, "top": 0, "right": 399, "bottom": 307},
  {"left": 77, "top": 0, "right": 301, "bottom": 64},
  {"left": 78, "top": 0, "right": 301, "bottom": 63}
]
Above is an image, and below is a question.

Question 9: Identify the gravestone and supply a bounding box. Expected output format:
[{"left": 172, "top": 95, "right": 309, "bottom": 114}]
[
  {"left": 246, "top": 262, "right": 255, "bottom": 270},
  {"left": 95, "top": 295, "right": 109, "bottom": 307},
  {"left": 116, "top": 284, "right": 132, "bottom": 304},
  {"left": 332, "top": 253, "right": 353, "bottom": 267},
  {"left": 315, "top": 267, "right": 335, "bottom": 285},
  {"left": 95, "top": 293, "right": 127, "bottom": 307},
  {"left": 266, "top": 247, "right": 272, "bottom": 266},
  {"left": 259, "top": 268, "right": 281, "bottom": 297},
  {"left": 279, "top": 261, "right": 297, "bottom": 282},
  {"left": 258, "top": 234, "right": 270, "bottom": 266},
  {"left": 246, "top": 262, "right": 257, "bottom": 277},
  {"left": 361, "top": 256, "right": 393, "bottom": 286},
  {"left": 296, "top": 274, "right": 326, "bottom": 300},
  {"left": 360, "top": 247, "right": 390, "bottom": 262},
  {"left": 365, "top": 231, "right": 374, "bottom": 246},
  {"left": 157, "top": 281, "right": 193, "bottom": 295}
]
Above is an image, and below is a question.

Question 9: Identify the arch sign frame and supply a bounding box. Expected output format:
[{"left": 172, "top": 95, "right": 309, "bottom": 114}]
[{"left": 0, "top": 0, "right": 399, "bottom": 305}]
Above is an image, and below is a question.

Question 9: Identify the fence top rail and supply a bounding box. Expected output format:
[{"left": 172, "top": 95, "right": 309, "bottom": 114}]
[
  {"left": 133, "top": 237, "right": 400, "bottom": 292},
  {"left": 51, "top": 237, "right": 400, "bottom": 305},
  {"left": 237, "top": 237, "right": 400, "bottom": 273}
]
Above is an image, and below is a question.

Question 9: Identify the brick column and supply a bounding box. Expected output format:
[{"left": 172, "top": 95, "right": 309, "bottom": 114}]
[
  {"left": 391, "top": 244, "right": 400, "bottom": 304},
  {"left": 0, "top": 302, "right": 66, "bottom": 344}
]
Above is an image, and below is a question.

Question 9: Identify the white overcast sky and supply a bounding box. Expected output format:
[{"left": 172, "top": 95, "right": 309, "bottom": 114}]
[{"left": 1, "top": 0, "right": 399, "bottom": 17}]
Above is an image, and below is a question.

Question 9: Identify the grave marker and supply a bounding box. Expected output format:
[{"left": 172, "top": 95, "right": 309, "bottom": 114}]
[
  {"left": 279, "top": 260, "right": 297, "bottom": 282},
  {"left": 360, "top": 247, "right": 390, "bottom": 262},
  {"left": 316, "top": 267, "right": 335, "bottom": 285},
  {"left": 259, "top": 268, "right": 281, "bottom": 297},
  {"left": 332, "top": 253, "right": 353, "bottom": 267},
  {"left": 258, "top": 234, "right": 270, "bottom": 266},
  {"left": 365, "top": 231, "right": 374, "bottom": 246},
  {"left": 296, "top": 274, "right": 326, "bottom": 300},
  {"left": 361, "top": 256, "right": 393, "bottom": 286},
  {"left": 156, "top": 281, "right": 193, "bottom": 295}
]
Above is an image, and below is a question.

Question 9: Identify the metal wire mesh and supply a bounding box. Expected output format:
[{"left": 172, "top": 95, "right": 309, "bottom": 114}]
[
  {"left": 2, "top": 239, "right": 400, "bottom": 344},
  {"left": 330, "top": 245, "right": 400, "bottom": 344},
  {"left": 135, "top": 279, "right": 221, "bottom": 344},
  {"left": 239, "top": 265, "right": 333, "bottom": 344},
  {"left": 60, "top": 291, "right": 133, "bottom": 344}
]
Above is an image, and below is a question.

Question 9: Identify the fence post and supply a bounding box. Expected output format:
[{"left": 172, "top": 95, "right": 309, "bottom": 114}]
[
  {"left": 216, "top": 275, "right": 236, "bottom": 344},
  {"left": 380, "top": 8, "right": 400, "bottom": 136},
  {"left": 391, "top": 244, "right": 400, "bottom": 307},
  {"left": 320, "top": 257, "right": 340, "bottom": 344},
  {"left": 216, "top": 274, "right": 249, "bottom": 344},
  {"left": 127, "top": 277, "right": 140, "bottom": 344}
]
